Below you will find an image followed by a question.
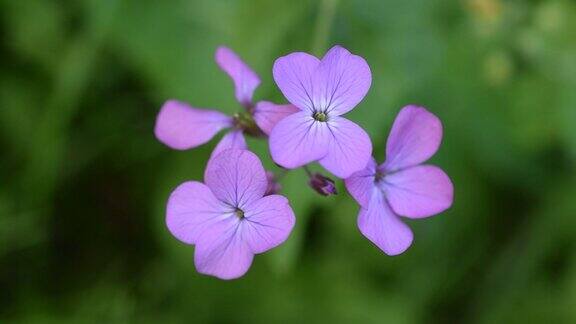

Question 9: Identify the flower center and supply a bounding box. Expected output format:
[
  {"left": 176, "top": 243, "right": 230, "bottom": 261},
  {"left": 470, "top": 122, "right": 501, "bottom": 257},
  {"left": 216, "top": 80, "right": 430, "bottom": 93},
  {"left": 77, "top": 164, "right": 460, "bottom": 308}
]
[
  {"left": 374, "top": 170, "right": 385, "bottom": 183},
  {"left": 234, "top": 207, "right": 245, "bottom": 219},
  {"left": 313, "top": 111, "right": 327, "bottom": 122},
  {"left": 232, "top": 111, "right": 264, "bottom": 137}
]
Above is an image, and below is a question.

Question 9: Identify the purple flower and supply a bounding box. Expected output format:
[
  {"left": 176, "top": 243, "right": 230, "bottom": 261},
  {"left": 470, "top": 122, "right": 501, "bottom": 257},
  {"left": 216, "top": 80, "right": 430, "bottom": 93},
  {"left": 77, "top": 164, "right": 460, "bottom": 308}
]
[
  {"left": 154, "top": 46, "right": 298, "bottom": 159},
  {"left": 269, "top": 45, "right": 373, "bottom": 179},
  {"left": 345, "top": 105, "right": 454, "bottom": 255},
  {"left": 166, "top": 149, "right": 296, "bottom": 280}
]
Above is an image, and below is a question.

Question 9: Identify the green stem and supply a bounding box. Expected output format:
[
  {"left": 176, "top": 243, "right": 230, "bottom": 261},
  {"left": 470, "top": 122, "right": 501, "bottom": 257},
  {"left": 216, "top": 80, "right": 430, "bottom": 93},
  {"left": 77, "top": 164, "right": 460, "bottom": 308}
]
[
  {"left": 275, "top": 169, "right": 289, "bottom": 181},
  {"left": 311, "top": 0, "right": 339, "bottom": 56},
  {"left": 303, "top": 165, "right": 313, "bottom": 177}
]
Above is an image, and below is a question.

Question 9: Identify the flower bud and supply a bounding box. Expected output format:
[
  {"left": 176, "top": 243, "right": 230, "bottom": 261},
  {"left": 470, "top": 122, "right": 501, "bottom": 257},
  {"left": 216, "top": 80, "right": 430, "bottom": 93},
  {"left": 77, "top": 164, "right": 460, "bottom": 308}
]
[{"left": 308, "top": 173, "right": 337, "bottom": 196}]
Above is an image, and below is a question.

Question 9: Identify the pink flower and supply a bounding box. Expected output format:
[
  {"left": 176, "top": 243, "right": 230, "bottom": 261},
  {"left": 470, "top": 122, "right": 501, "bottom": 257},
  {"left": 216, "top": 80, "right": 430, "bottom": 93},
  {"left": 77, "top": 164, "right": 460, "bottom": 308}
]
[
  {"left": 166, "top": 149, "right": 296, "bottom": 280},
  {"left": 345, "top": 106, "right": 454, "bottom": 255},
  {"left": 154, "top": 47, "right": 298, "bottom": 159},
  {"left": 269, "top": 45, "right": 373, "bottom": 178}
]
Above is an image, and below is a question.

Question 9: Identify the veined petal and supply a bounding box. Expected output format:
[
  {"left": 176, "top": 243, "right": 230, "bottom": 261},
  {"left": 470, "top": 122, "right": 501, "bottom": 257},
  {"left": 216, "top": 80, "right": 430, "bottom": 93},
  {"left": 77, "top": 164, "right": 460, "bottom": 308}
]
[
  {"left": 215, "top": 46, "right": 260, "bottom": 106},
  {"left": 344, "top": 158, "right": 377, "bottom": 207},
  {"left": 165, "top": 181, "right": 229, "bottom": 245},
  {"left": 252, "top": 101, "right": 299, "bottom": 135},
  {"left": 383, "top": 165, "right": 453, "bottom": 219},
  {"left": 194, "top": 217, "right": 253, "bottom": 280},
  {"left": 210, "top": 129, "right": 247, "bottom": 161},
  {"left": 269, "top": 111, "right": 331, "bottom": 169},
  {"left": 204, "top": 149, "right": 267, "bottom": 208},
  {"left": 319, "top": 116, "right": 373, "bottom": 178},
  {"left": 383, "top": 105, "right": 443, "bottom": 172},
  {"left": 357, "top": 190, "right": 413, "bottom": 256},
  {"left": 272, "top": 52, "right": 321, "bottom": 112},
  {"left": 272, "top": 46, "right": 371, "bottom": 116},
  {"left": 242, "top": 195, "right": 295, "bottom": 254},
  {"left": 155, "top": 100, "right": 232, "bottom": 150},
  {"left": 316, "top": 45, "right": 372, "bottom": 115}
]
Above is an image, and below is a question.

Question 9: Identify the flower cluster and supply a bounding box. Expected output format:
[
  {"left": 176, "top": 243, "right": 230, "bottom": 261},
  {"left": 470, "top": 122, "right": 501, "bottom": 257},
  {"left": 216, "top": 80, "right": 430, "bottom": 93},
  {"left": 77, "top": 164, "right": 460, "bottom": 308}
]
[{"left": 156, "top": 45, "right": 454, "bottom": 279}]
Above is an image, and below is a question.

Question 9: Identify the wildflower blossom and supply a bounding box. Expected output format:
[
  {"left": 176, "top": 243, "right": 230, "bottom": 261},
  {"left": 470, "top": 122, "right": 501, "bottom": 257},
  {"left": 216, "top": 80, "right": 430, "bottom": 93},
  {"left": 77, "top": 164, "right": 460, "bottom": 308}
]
[
  {"left": 154, "top": 47, "right": 297, "bottom": 159},
  {"left": 269, "top": 45, "right": 373, "bottom": 178},
  {"left": 345, "top": 105, "right": 454, "bottom": 255},
  {"left": 166, "top": 149, "right": 296, "bottom": 279}
]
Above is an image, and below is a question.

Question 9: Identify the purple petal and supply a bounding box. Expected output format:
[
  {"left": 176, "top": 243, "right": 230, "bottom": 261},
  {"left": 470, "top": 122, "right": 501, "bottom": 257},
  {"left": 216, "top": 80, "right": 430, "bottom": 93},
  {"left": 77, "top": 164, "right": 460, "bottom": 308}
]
[
  {"left": 215, "top": 46, "right": 261, "bottom": 106},
  {"left": 344, "top": 158, "right": 377, "bottom": 207},
  {"left": 242, "top": 194, "right": 296, "bottom": 254},
  {"left": 269, "top": 111, "right": 330, "bottom": 169},
  {"left": 383, "top": 105, "right": 443, "bottom": 172},
  {"left": 252, "top": 101, "right": 299, "bottom": 135},
  {"left": 383, "top": 165, "right": 453, "bottom": 219},
  {"left": 194, "top": 217, "right": 254, "bottom": 280},
  {"left": 316, "top": 45, "right": 372, "bottom": 115},
  {"left": 155, "top": 100, "right": 232, "bottom": 150},
  {"left": 357, "top": 191, "right": 413, "bottom": 256},
  {"left": 272, "top": 52, "right": 321, "bottom": 112},
  {"left": 165, "top": 181, "right": 228, "bottom": 245},
  {"left": 210, "top": 129, "right": 247, "bottom": 161},
  {"left": 273, "top": 46, "right": 371, "bottom": 116},
  {"left": 319, "top": 116, "right": 373, "bottom": 178},
  {"left": 204, "top": 149, "right": 267, "bottom": 207}
]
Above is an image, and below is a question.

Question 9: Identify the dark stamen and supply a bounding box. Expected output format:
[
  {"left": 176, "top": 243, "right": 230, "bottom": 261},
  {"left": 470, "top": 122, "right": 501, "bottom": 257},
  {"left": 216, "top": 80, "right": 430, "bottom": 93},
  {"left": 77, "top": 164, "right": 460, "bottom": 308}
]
[
  {"left": 313, "top": 111, "right": 327, "bottom": 122},
  {"left": 234, "top": 207, "right": 245, "bottom": 219},
  {"left": 375, "top": 170, "right": 385, "bottom": 183},
  {"left": 232, "top": 111, "right": 264, "bottom": 137}
]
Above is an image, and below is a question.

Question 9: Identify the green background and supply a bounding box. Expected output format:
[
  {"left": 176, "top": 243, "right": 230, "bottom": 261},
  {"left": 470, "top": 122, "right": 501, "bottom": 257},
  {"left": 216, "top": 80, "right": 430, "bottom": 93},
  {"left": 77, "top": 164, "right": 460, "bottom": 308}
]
[{"left": 1, "top": 0, "right": 576, "bottom": 322}]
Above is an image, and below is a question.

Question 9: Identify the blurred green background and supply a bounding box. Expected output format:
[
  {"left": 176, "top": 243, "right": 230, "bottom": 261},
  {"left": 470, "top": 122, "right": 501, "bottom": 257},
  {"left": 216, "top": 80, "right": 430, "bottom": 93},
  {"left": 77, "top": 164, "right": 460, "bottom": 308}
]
[{"left": 1, "top": 0, "right": 576, "bottom": 322}]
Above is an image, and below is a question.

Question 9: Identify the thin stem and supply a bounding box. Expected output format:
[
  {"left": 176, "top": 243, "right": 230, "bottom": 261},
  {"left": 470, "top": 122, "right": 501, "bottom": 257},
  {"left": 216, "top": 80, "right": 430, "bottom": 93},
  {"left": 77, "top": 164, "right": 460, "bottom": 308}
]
[
  {"left": 303, "top": 165, "right": 313, "bottom": 177},
  {"left": 311, "top": 0, "right": 339, "bottom": 56},
  {"left": 275, "top": 169, "right": 289, "bottom": 181}
]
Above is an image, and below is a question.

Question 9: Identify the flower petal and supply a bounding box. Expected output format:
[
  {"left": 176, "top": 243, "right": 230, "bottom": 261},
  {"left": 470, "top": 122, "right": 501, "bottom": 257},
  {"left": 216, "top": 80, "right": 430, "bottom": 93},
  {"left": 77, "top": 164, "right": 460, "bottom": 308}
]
[
  {"left": 215, "top": 46, "right": 260, "bottom": 106},
  {"left": 154, "top": 100, "right": 232, "bottom": 150},
  {"left": 316, "top": 45, "right": 372, "bottom": 115},
  {"left": 242, "top": 195, "right": 296, "bottom": 254},
  {"left": 383, "top": 105, "right": 443, "bottom": 172},
  {"left": 165, "top": 181, "right": 228, "bottom": 245},
  {"left": 204, "top": 149, "right": 267, "bottom": 207},
  {"left": 344, "top": 158, "right": 377, "bottom": 207},
  {"left": 209, "top": 129, "right": 247, "bottom": 162},
  {"left": 194, "top": 218, "right": 254, "bottom": 280},
  {"left": 269, "top": 111, "right": 330, "bottom": 169},
  {"left": 272, "top": 46, "right": 372, "bottom": 116},
  {"left": 383, "top": 165, "right": 454, "bottom": 219},
  {"left": 252, "top": 101, "right": 299, "bottom": 135},
  {"left": 272, "top": 52, "right": 321, "bottom": 112},
  {"left": 319, "top": 116, "right": 373, "bottom": 178},
  {"left": 357, "top": 190, "right": 413, "bottom": 256}
]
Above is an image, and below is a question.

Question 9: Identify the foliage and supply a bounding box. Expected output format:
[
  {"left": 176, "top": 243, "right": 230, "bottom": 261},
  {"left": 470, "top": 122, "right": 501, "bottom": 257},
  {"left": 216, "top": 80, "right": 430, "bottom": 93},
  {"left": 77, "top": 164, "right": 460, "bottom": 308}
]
[{"left": 1, "top": 0, "right": 575, "bottom": 322}]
